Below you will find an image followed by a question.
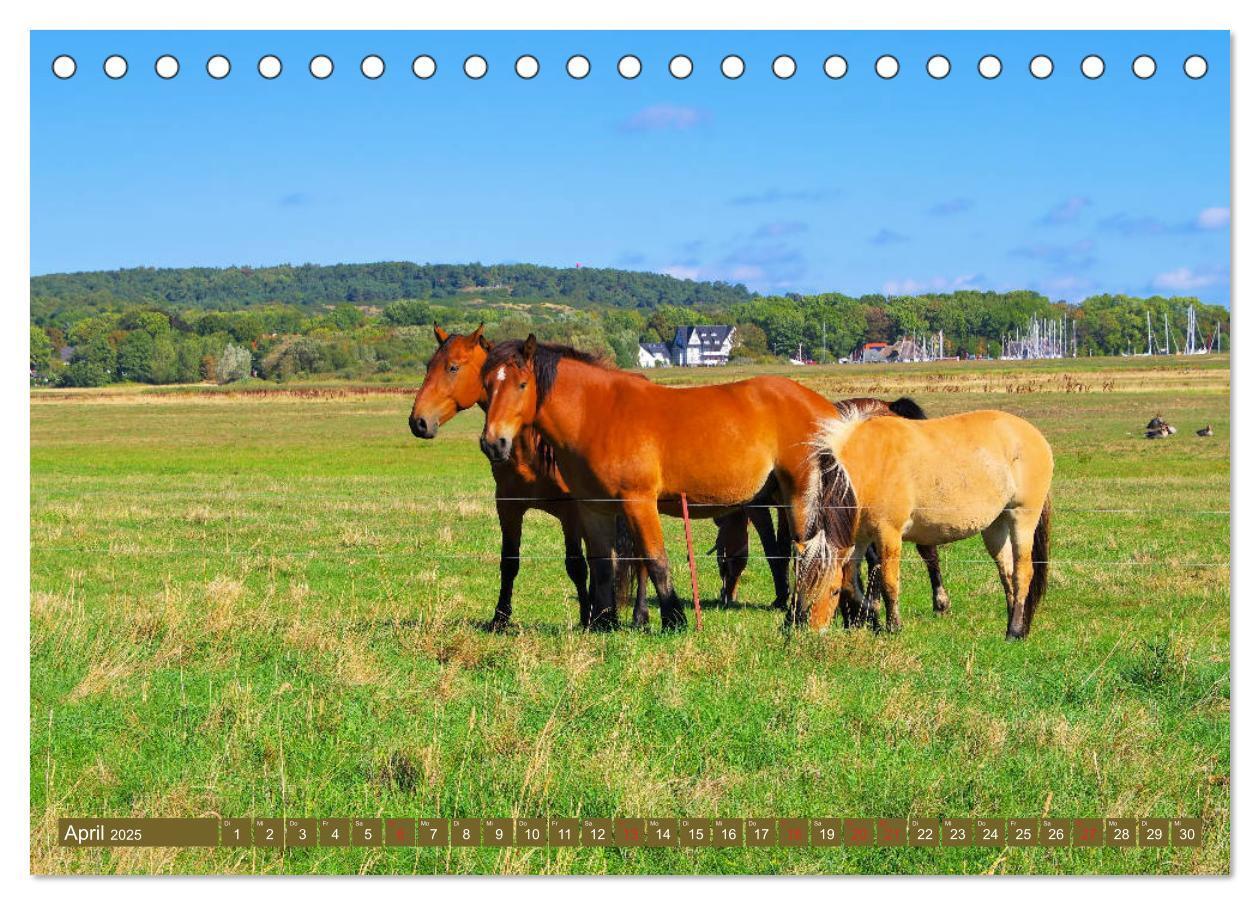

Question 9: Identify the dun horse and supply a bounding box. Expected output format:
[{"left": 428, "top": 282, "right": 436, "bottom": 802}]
[
  {"left": 409, "top": 326, "right": 788, "bottom": 627},
  {"left": 805, "top": 404, "right": 1054, "bottom": 640},
  {"left": 479, "top": 334, "right": 851, "bottom": 630}
]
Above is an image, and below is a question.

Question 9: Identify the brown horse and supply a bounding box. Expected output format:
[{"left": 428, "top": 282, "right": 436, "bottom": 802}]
[
  {"left": 409, "top": 324, "right": 592, "bottom": 630},
  {"left": 805, "top": 405, "right": 1054, "bottom": 639},
  {"left": 409, "top": 326, "right": 787, "bottom": 628},
  {"left": 480, "top": 335, "right": 850, "bottom": 630}
]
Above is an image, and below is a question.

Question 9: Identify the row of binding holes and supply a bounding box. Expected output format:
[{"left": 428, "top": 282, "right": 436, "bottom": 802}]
[{"left": 51, "top": 53, "right": 1210, "bottom": 81}]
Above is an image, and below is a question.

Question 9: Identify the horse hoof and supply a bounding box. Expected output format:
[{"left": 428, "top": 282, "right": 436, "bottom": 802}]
[
  {"left": 1005, "top": 630, "right": 1026, "bottom": 642},
  {"left": 661, "top": 611, "right": 688, "bottom": 632},
  {"left": 933, "top": 592, "right": 951, "bottom": 614},
  {"left": 488, "top": 617, "right": 511, "bottom": 633}
]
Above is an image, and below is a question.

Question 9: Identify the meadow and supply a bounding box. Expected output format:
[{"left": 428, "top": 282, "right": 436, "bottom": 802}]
[{"left": 30, "top": 355, "right": 1230, "bottom": 875}]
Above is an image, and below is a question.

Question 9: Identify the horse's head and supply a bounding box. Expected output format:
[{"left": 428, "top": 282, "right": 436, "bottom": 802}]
[
  {"left": 408, "top": 323, "right": 489, "bottom": 439},
  {"left": 480, "top": 333, "right": 539, "bottom": 464}
]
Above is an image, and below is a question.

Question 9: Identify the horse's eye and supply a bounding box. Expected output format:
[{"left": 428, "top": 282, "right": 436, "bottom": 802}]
[
  {"left": 448, "top": 364, "right": 459, "bottom": 373},
  {"left": 519, "top": 382, "right": 527, "bottom": 390}
]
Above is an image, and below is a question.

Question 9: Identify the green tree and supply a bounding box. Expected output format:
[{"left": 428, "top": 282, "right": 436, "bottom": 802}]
[{"left": 381, "top": 299, "right": 433, "bottom": 326}]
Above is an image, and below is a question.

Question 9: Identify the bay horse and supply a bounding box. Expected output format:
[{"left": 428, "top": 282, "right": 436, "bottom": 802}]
[
  {"left": 479, "top": 334, "right": 849, "bottom": 631},
  {"left": 805, "top": 404, "right": 1054, "bottom": 640},
  {"left": 408, "top": 326, "right": 787, "bottom": 628},
  {"left": 409, "top": 324, "right": 592, "bottom": 630}
]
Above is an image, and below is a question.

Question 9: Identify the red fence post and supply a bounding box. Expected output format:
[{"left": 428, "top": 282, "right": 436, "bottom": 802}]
[{"left": 680, "top": 493, "right": 703, "bottom": 631}]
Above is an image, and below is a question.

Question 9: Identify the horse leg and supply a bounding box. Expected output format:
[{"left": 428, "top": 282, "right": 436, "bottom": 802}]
[
  {"left": 874, "top": 529, "right": 904, "bottom": 633},
  {"left": 612, "top": 514, "right": 638, "bottom": 621},
  {"left": 1005, "top": 508, "right": 1042, "bottom": 640},
  {"left": 492, "top": 501, "right": 525, "bottom": 631},
  {"left": 715, "top": 513, "right": 750, "bottom": 605},
  {"left": 749, "top": 505, "right": 789, "bottom": 609},
  {"left": 621, "top": 500, "right": 687, "bottom": 631},
  {"left": 579, "top": 509, "right": 619, "bottom": 631},
  {"left": 768, "top": 506, "right": 792, "bottom": 609},
  {"left": 560, "top": 510, "right": 590, "bottom": 628},
  {"left": 862, "top": 546, "right": 882, "bottom": 629},
  {"left": 840, "top": 541, "right": 874, "bottom": 630},
  {"left": 633, "top": 564, "right": 650, "bottom": 628},
  {"left": 917, "top": 544, "right": 950, "bottom": 614},
  {"left": 982, "top": 517, "right": 1016, "bottom": 633}
]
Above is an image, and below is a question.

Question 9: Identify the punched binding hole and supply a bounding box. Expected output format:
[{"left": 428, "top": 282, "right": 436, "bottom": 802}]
[
  {"left": 103, "top": 55, "right": 128, "bottom": 79},
  {"left": 669, "top": 55, "right": 693, "bottom": 79},
  {"left": 977, "top": 55, "right": 1002, "bottom": 79},
  {"left": 721, "top": 55, "right": 745, "bottom": 79},
  {"left": 257, "top": 55, "right": 282, "bottom": 79},
  {"left": 51, "top": 55, "right": 77, "bottom": 79},
  {"left": 155, "top": 55, "right": 179, "bottom": 79}
]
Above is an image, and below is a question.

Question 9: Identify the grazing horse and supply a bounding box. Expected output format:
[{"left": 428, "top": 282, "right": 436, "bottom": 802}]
[
  {"left": 409, "top": 324, "right": 593, "bottom": 630},
  {"left": 716, "top": 395, "right": 951, "bottom": 623},
  {"left": 408, "top": 326, "right": 787, "bottom": 628},
  {"left": 479, "top": 334, "right": 848, "bottom": 631},
  {"left": 805, "top": 405, "right": 1054, "bottom": 640}
]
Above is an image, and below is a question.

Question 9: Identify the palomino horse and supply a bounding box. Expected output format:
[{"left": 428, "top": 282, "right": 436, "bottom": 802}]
[
  {"left": 805, "top": 404, "right": 1054, "bottom": 640},
  {"left": 408, "top": 326, "right": 787, "bottom": 628},
  {"left": 715, "top": 396, "right": 952, "bottom": 624},
  {"left": 479, "top": 335, "right": 849, "bottom": 630}
]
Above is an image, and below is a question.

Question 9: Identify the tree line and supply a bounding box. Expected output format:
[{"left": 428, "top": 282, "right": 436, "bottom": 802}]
[{"left": 29, "top": 263, "right": 1229, "bottom": 387}]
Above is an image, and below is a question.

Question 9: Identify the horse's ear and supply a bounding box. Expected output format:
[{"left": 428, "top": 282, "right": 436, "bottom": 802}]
[
  {"left": 433, "top": 324, "right": 449, "bottom": 345},
  {"left": 477, "top": 334, "right": 492, "bottom": 351},
  {"left": 470, "top": 322, "right": 484, "bottom": 342},
  {"left": 523, "top": 334, "right": 537, "bottom": 362}
]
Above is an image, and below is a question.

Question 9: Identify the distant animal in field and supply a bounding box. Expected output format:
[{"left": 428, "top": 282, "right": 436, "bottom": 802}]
[
  {"left": 480, "top": 334, "right": 848, "bottom": 631},
  {"left": 1146, "top": 415, "right": 1177, "bottom": 439},
  {"left": 805, "top": 405, "right": 1054, "bottom": 640},
  {"left": 1197, "top": 424, "right": 1214, "bottom": 437}
]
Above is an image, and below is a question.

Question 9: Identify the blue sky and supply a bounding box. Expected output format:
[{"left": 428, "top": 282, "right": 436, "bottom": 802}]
[{"left": 31, "top": 30, "right": 1230, "bottom": 303}]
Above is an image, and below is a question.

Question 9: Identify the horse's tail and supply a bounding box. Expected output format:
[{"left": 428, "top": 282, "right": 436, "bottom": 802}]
[
  {"left": 1025, "top": 497, "right": 1051, "bottom": 629},
  {"left": 887, "top": 396, "right": 928, "bottom": 420},
  {"left": 795, "top": 419, "right": 861, "bottom": 620}
]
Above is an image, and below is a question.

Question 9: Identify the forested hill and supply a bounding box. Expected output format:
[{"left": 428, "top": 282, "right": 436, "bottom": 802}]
[{"left": 30, "top": 262, "right": 753, "bottom": 324}]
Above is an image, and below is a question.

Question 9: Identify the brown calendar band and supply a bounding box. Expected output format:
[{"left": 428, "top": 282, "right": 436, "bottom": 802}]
[{"left": 55, "top": 817, "right": 1205, "bottom": 849}]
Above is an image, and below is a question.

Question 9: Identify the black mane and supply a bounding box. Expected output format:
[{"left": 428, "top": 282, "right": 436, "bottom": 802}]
[{"left": 483, "top": 339, "right": 609, "bottom": 405}]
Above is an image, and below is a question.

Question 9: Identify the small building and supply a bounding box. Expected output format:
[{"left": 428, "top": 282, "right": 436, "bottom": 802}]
[
  {"left": 861, "top": 341, "right": 891, "bottom": 363},
  {"left": 637, "top": 342, "right": 671, "bottom": 368},
  {"left": 670, "top": 325, "right": 736, "bottom": 367}
]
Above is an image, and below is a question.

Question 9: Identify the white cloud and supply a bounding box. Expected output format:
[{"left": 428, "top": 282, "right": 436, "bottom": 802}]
[
  {"left": 882, "top": 274, "right": 982, "bottom": 295},
  {"left": 1152, "top": 266, "right": 1224, "bottom": 292},
  {"left": 621, "top": 104, "right": 708, "bottom": 132},
  {"left": 661, "top": 264, "right": 703, "bottom": 281},
  {"left": 1196, "top": 206, "right": 1230, "bottom": 230}
]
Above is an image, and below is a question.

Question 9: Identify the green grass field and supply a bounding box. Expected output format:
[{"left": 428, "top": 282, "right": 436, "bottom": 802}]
[{"left": 30, "top": 355, "right": 1230, "bottom": 875}]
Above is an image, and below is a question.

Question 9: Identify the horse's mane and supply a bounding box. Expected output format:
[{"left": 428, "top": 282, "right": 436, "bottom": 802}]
[{"left": 483, "top": 339, "right": 612, "bottom": 405}]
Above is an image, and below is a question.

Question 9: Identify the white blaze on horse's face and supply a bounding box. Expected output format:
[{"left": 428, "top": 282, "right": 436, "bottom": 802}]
[{"left": 496, "top": 366, "right": 506, "bottom": 382}]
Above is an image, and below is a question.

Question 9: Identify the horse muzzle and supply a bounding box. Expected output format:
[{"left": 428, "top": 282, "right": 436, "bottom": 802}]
[
  {"left": 480, "top": 434, "right": 513, "bottom": 464},
  {"left": 409, "top": 415, "right": 438, "bottom": 439}
]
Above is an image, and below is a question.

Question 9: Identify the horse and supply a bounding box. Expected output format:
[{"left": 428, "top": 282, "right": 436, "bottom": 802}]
[
  {"left": 479, "top": 334, "right": 850, "bottom": 631},
  {"left": 409, "top": 324, "right": 593, "bottom": 630},
  {"left": 408, "top": 326, "right": 787, "bottom": 628},
  {"left": 714, "top": 395, "right": 952, "bottom": 624},
  {"left": 804, "top": 404, "right": 1054, "bottom": 640}
]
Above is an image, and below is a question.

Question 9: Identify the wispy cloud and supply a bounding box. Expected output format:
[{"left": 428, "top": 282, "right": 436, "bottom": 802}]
[
  {"left": 621, "top": 104, "right": 709, "bottom": 132},
  {"left": 882, "top": 274, "right": 984, "bottom": 296},
  {"left": 1152, "top": 265, "right": 1227, "bottom": 292},
  {"left": 1196, "top": 206, "right": 1230, "bottom": 230},
  {"left": 729, "top": 187, "right": 844, "bottom": 206},
  {"left": 927, "top": 197, "right": 973, "bottom": 216},
  {"left": 1038, "top": 196, "right": 1091, "bottom": 225},
  {"left": 1100, "top": 206, "right": 1230, "bottom": 237},
  {"left": 1010, "top": 239, "right": 1097, "bottom": 270},
  {"left": 870, "top": 228, "right": 909, "bottom": 246},
  {"left": 753, "top": 221, "right": 808, "bottom": 239},
  {"left": 1099, "top": 213, "right": 1166, "bottom": 237}
]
